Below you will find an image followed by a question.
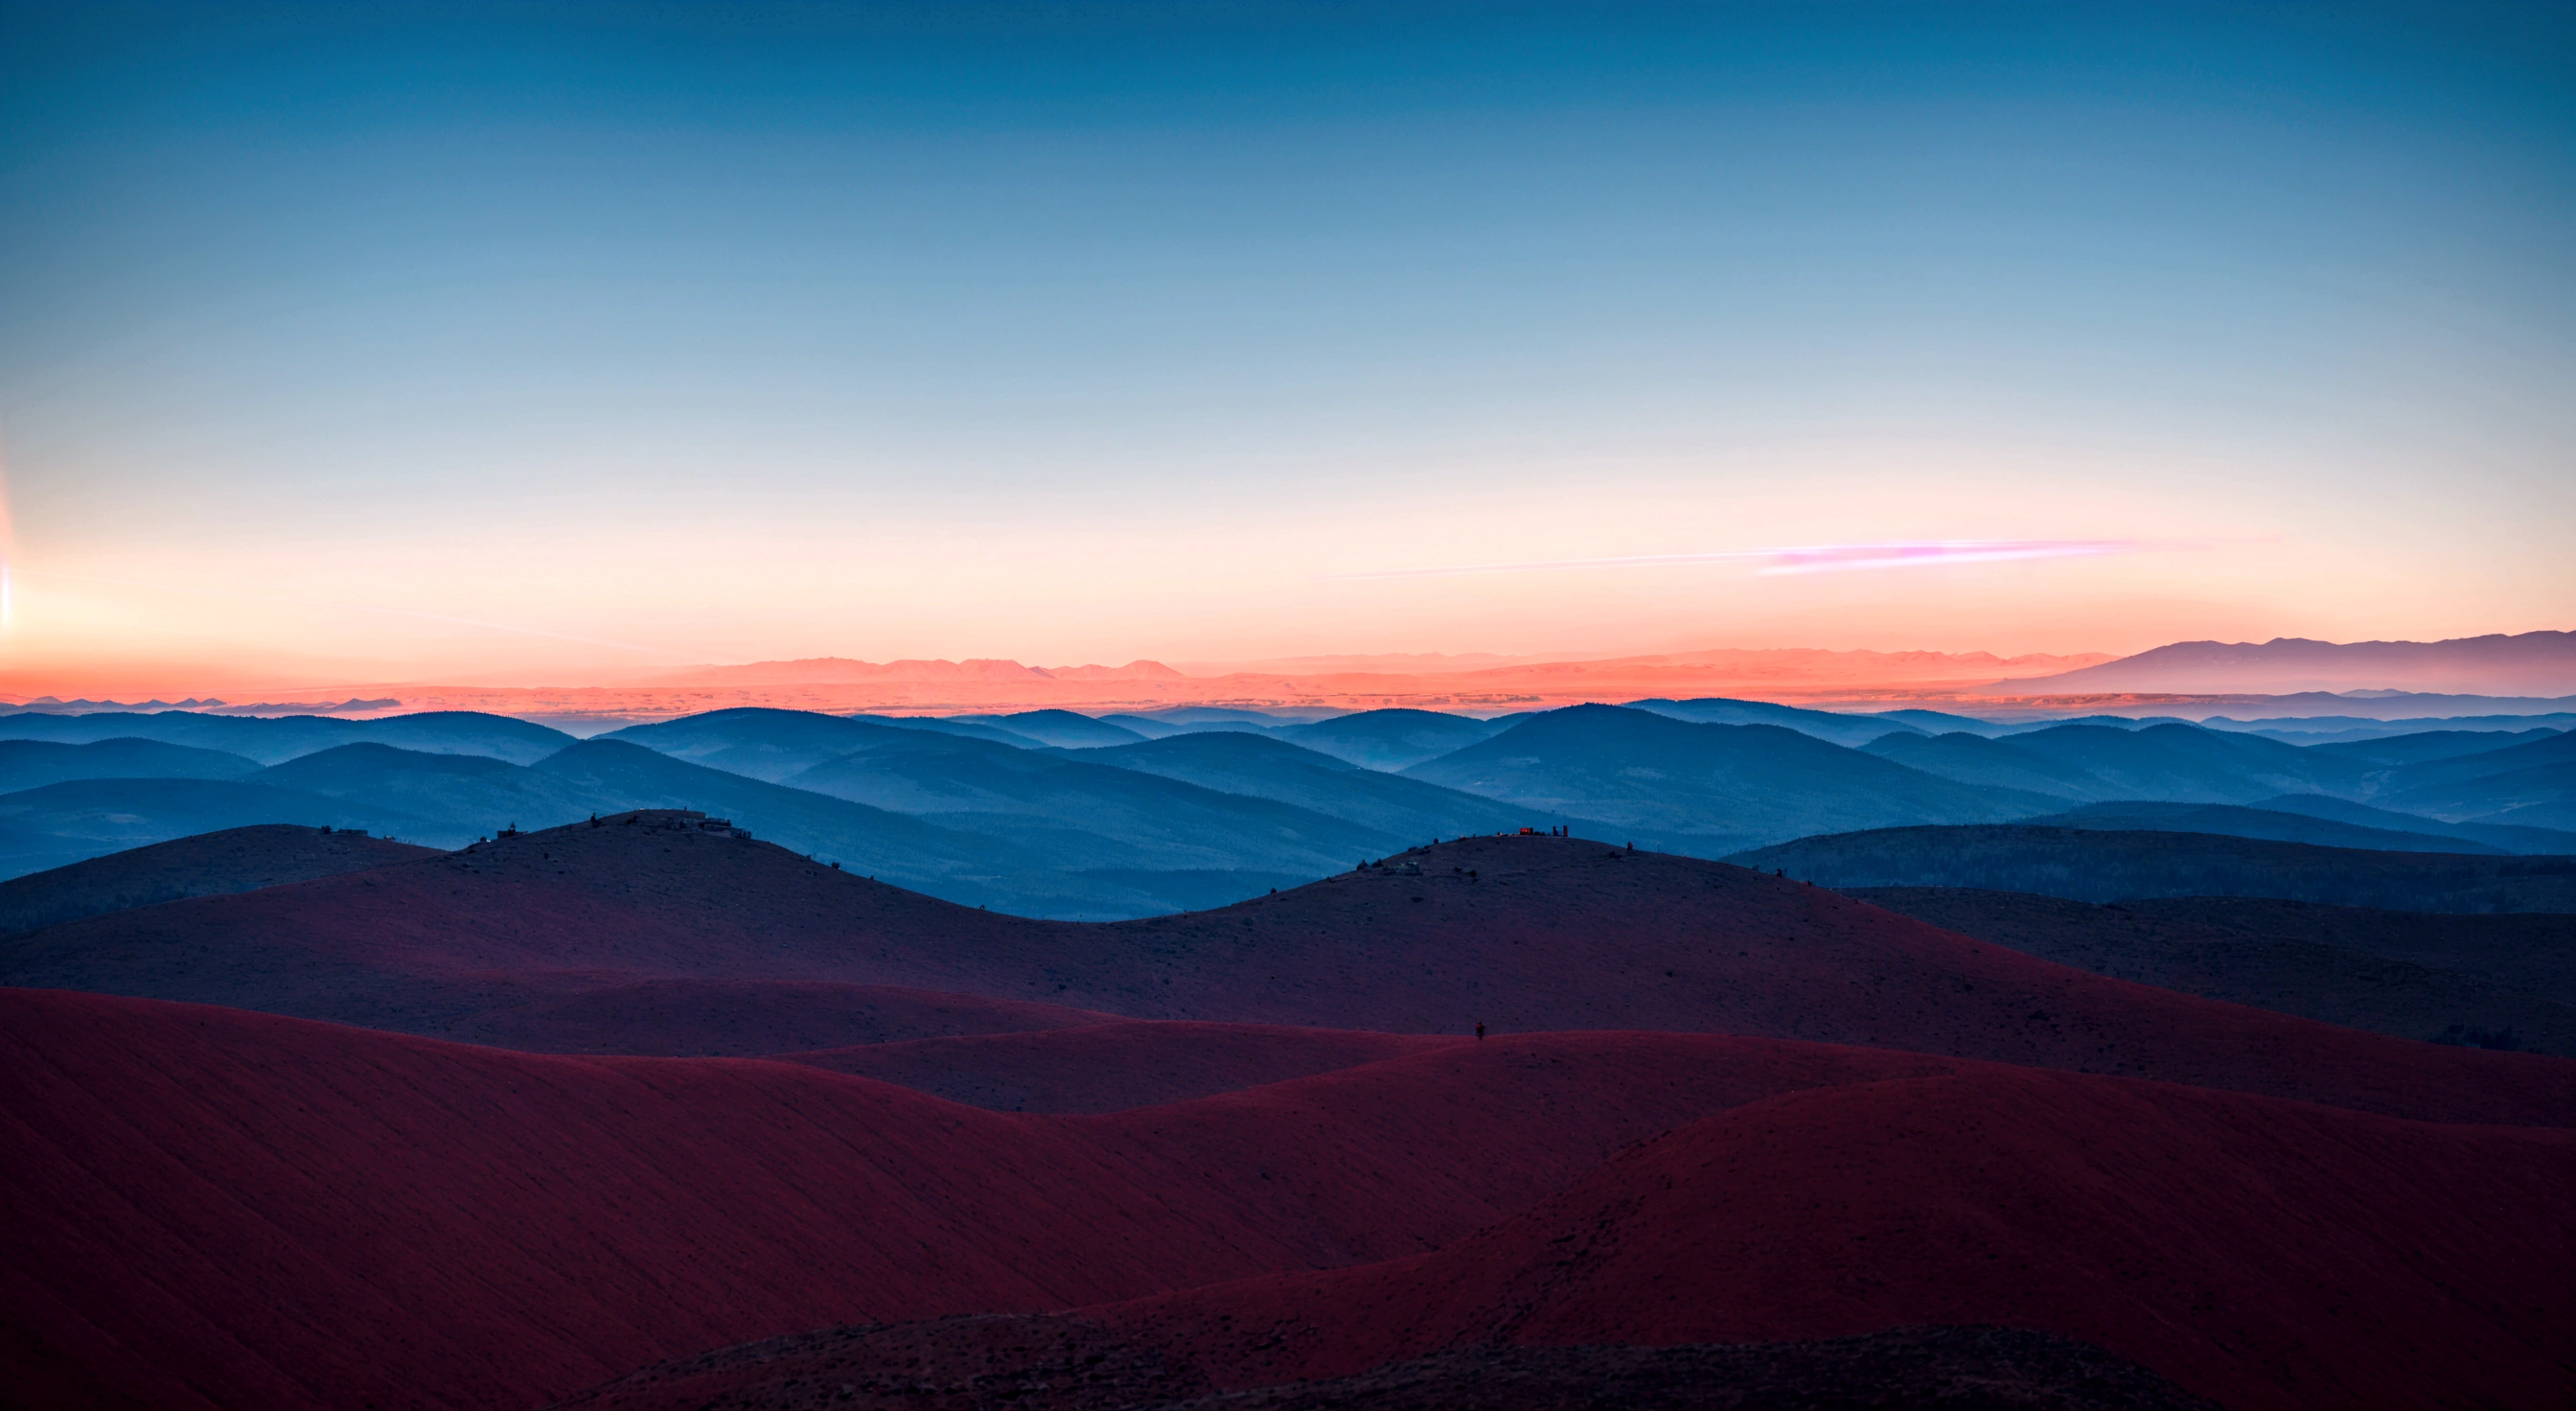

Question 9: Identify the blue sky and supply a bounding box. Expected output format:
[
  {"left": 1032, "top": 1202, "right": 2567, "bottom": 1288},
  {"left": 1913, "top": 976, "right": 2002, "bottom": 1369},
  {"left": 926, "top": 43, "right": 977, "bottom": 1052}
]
[{"left": 1, "top": 2, "right": 2569, "bottom": 687}]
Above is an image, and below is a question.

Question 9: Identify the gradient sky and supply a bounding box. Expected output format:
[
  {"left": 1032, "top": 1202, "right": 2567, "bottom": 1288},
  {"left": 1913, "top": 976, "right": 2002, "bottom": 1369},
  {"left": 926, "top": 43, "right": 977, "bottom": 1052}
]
[{"left": 2, "top": 1, "right": 2570, "bottom": 691}]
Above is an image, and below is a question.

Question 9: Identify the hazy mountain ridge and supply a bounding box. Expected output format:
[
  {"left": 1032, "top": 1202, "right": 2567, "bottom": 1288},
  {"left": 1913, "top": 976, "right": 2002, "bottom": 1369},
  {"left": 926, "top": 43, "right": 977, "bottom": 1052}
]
[
  {"left": 1, "top": 701, "right": 2569, "bottom": 907},
  {"left": 1058, "top": 732, "right": 1554, "bottom": 844},
  {"left": 0, "top": 707, "right": 577, "bottom": 764},
  {"left": 1403, "top": 705, "right": 2058, "bottom": 854},
  {"left": 1869, "top": 723, "right": 2374, "bottom": 804},
  {"left": 2010, "top": 630, "right": 2576, "bottom": 696},
  {"left": 0, "top": 777, "right": 441, "bottom": 877},
  {"left": 0, "top": 736, "right": 264, "bottom": 792}
]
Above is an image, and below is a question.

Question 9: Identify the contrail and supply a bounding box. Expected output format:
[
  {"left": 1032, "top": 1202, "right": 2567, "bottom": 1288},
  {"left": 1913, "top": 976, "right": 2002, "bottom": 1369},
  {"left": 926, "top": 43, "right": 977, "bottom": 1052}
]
[
  {"left": 11, "top": 567, "right": 689, "bottom": 657},
  {"left": 1322, "top": 539, "right": 2147, "bottom": 581}
]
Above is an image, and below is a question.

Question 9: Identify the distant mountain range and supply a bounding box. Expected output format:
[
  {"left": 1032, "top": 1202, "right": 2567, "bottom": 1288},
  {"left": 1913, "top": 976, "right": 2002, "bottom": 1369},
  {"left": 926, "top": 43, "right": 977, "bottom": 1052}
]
[
  {"left": 0, "top": 700, "right": 2567, "bottom": 912},
  {"left": 2005, "top": 630, "right": 2576, "bottom": 696},
  {"left": 653, "top": 657, "right": 1189, "bottom": 685},
  {"left": 62, "top": 631, "right": 2567, "bottom": 722}
]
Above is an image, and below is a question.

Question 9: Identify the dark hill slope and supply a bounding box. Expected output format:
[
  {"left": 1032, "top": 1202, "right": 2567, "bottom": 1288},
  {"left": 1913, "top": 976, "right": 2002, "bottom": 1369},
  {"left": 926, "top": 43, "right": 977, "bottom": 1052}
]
[
  {"left": 2245, "top": 792, "right": 2576, "bottom": 853},
  {"left": 2017, "top": 800, "right": 2502, "bottom": 854},
  {"left": 7, "top": 819, "right": 2566, "bottom": 1123},
  {"left": 450, "top": 981, "right": 1117, "bottom": 1056},
  {"left": 0, "top": 809, "right": 1124, "bottom": 1053},
  {"left": 0, "top": 707, "right": 573, "bottom": 764},
  {"left": 2125, "top": 894, "right": 2576, "bottom": 1001},
  {"left": 561, "top": 1323, "right": 2215, "bottom": 1411},
  {"left": 778, "top": 1023, "right": 1466, "bottom": 1113},
  {"left": 0, "top": 823, "right": 435, "bottom": 936},
  {"left": 1064, "top": 732, "right": 1541, "bottom": 841},
  {"left": 0, "top": 777, "right": 436, "bottom": 879},
  {"left": 1082, "top": 1069, "right": 2574, "bottom": 1411},
  {"left": 2381, "top": 725, "right": 2576, "bottom": 785},
  {"left": 1732, "top": 824, "right": 2576, "bottom": 913},
  {"left": 1277, "top": 708, "right": 1508, "bottom": 770},
  {"left": 2384, "top": 762, "right": 2576, "bottom": 830},
  {"left": 1849, "top": 887, "right": 2576, "bottom": 1056},
  {"left": 0, "top": 989, "right": 1956, "bottom": 1411},
  {"left": 1403, "top": 705, "right": 2048, "bottom": 853},
  {"left": 0, "top": 736, "right": 260, "bottom": 792}
]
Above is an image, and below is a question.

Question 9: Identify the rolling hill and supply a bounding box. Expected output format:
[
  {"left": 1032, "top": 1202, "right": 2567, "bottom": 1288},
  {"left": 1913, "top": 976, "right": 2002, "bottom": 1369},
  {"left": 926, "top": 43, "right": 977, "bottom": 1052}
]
[
  {"left": 2375, "top": 729, "right": 2576, "bottom": 827},
  {"left": 2306, "top": 726, "right": 2566, "bottom": 766},
  {"left": 561, "top": 1323, "right": 2216, "bottom": 1411},
  {"left": 1862, "top": 729, "right": 2160, "bottom": 800},
  {"left": 8, "top": 814, "right": 2564, "bottom": 1124},
  {"left": 2245, "top": 791, "right": 2576, "bottom": 853},
  {"left": 601, "top": 708, "right": 962, "bottom": 782},
  {"left": 1275, "top": 708, "right": 1511, "bottom": 770},
  {"left": 0, "top": 736, "right": 261, "bottom": 792},
  {"left": 1873, "top": 722, "right": 2372, "bottom": 804},
  {"left": 1622, "top": 696, "right": 1931, "bottom": 748},
  {"left": 1849, "top": 887, "right": 2576, "bottom": 1055},
  {"left": 1070, "top": 1065, "right": 2572, "bottom": 1411},
  {"left": 776, "top": 1023, "right": 1465, "bottom": 1113},
  {"left": 258, "top": 741, "right": 619, "bottom": 845},
  {"left": 0, "top": 989, "right": 1962, "bottom": 1411},
  {"left": 604, "top": 709, "right": 1401, "bottom": 907},
  {"left": 1402, "top": 705, "right": 2055, "bottom": 853},
  {"left": 847, "top": 712, "right": 1049, "bottom": 747},
  {"left": 527, "top": 739, "right": 1174, "bottom": 914},
  {"left": 0, "top": 726, "right": 1300, "bottom": 916},
  {"left": 10, "top": 989, "right": 2564, "bottom": 1411},
  {"left": 951, "top": 708, "right": 1151, "bottom": 747},
  {"left": 0, "top": 823, "right": 435, "bottom": 936},
  {"left": 1730, "top": 824, "right": 2576, "bottom": 914},
  {"left": 0, "top": 777, "right": 437, "bottom": 879},
  {"left": 574, "top": 733, "right": 1363, "bottom": 915},
  {"left": 0, "top": 707, "right": 576, "bottom": 764},
  {"left": 1063, "top": 731, "right": 1546, "bottom": 842},
  {"left": 780, "top": 733, "right": 1401, "bottom": 879},
  {"left": 2014, "top": 800, "right": 2504, "bottom": 854}
]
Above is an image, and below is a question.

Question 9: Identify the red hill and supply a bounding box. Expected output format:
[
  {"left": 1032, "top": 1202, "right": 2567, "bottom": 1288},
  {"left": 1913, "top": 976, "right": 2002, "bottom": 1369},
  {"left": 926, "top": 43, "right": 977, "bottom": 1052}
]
[
  {"left": 5, "top": 818, "right": 2568, "bottom": 1123},
  {"left": 556, "top": 1320, "right": 2220, "bottom": 1410},
  {"left": 778, "top": 1023, "right": 1464, "bottom": 1112},
  {"left": 0, "top": 822, "right": 433, "bottom": 935},
  {"left": 0, "top": 988, "right": 1961, "bottom": 1411},
  {"left": 1085, "top": 1069, "right": 2574, "bottom": 1411},
  {"left": 451, "top": 980, "right": 1116, "bottom": 1055}
]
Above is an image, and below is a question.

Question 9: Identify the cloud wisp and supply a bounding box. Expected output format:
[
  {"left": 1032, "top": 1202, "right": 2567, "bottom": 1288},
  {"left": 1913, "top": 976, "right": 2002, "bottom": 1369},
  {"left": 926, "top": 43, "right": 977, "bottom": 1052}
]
[{"left": 1322, "top": 539, "right": 2156, "bottom": 582}]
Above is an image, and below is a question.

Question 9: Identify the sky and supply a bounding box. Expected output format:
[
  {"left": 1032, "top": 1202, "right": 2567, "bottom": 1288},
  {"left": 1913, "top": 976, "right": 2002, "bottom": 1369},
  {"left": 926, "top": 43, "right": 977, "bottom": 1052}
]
[{"left": 1, "top": 1, "right": 2570, "bottom": 692}]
